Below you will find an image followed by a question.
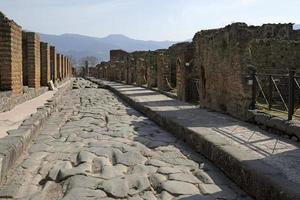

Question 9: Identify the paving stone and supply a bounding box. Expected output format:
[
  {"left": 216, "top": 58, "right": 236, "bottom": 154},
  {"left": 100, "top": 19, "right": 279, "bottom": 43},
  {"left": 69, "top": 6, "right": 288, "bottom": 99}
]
[
  {"left": 47, "top": 161, "right": 72, "bottom": 181},
  {"left": 125, "top": 174, "right": 151, "bottom": 195},
  {"left": 161, "top": 181, "right": 200, "bottom": 195},
  {"left": 131, "top": 164, "right": 157, "bottom": 175},
  {"left": 198, "top": 184, "right": 238, "bottom": 199},
  {"left": 159, "top": 191, "right": 174, "bottom": 200},
  {"left": 76, "top": 150, "right": 96, "bottom": 164},
  {"left": 65, "top": 175, "right": 102, "bottom": 189},
  {"left": 116, "top": 151, "right": 146, "bottom": 166},
  {"left": 141, "top": 191, "right": 157, "bottom": 200},
  {"left": 149, "top": 173, "right": 167, "bottom": 189},
  {"left": 63, "top": 188, "right": 107, "bottom": 200},
  {"left": 168, "top": 173, "right": 201, "bottom": 184},
  {"left": 145, "top": 159, "right": 168, "bottom": 167},
  {"left": 194, "top": 170, "right": 215, "bottom": 184},
  {"left": 157, "top": 166, "right": 182, "bottom": 174},
  {"left": 101, "top": 178, "right": 129, "bottom": 198}
]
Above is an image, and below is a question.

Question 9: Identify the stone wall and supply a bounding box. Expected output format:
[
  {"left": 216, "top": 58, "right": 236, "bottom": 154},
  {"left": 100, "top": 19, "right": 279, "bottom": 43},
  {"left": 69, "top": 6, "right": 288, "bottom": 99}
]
[
  {"left": 136, "top": 58, "right": 146, "bottom": 86},
  {"left": 157, "top": 54, "right": 171, "bottom": 92},
  {"left": 110, "top": 49, "right": 128, "bottom": 61},
  {"left": 22, "top": 32, "right": 41, "bottom": 89},
  {"left": 56, "top": 54, "right": 62, "bottom": 80},
  {"left": 0, "top": 13, "right": 23, "bottom": 94},
  {"left": 40, "top": 42, "right": 51, "bottom": 86},
  {"left": 50, "top": 46, "right": 57, "bottom": 82},
  {"left": 93, "top": 23, "right": 300, "bottom": 120},
  {"left": 167, "top": 42, "right": 194, "bottom": 101}
]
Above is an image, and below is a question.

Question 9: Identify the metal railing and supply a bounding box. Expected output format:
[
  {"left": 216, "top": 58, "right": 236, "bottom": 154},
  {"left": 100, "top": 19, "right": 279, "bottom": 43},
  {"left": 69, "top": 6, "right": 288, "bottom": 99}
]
[{"left": 250, "top": 69, "right": 300, "bottom": 120}]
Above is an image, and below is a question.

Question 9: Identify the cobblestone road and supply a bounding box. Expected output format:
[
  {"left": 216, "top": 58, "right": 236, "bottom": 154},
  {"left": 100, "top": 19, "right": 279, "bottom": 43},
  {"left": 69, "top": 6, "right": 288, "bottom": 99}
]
[{"left": 0, "top": 80, "right": 251, "bottom": 200}]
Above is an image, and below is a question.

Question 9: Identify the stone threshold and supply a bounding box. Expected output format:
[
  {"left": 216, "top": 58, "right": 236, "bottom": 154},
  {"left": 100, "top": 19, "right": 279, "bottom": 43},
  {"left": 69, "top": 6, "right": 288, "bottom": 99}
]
[
  {"left": 89, "top": 78, "right": 300, "bottom": 200},
  {"left": 0, "top": 80, "right": 73, "bottom": 185}
]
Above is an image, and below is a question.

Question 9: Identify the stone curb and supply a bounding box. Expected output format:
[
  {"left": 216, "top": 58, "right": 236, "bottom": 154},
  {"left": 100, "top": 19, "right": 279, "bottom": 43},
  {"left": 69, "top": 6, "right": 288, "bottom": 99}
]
[
  {"left": 89, "top": 78, "right": 300, "bottom": 200},
  {"left": 0, "top": 80, "right": 73, "bottom": 185}
]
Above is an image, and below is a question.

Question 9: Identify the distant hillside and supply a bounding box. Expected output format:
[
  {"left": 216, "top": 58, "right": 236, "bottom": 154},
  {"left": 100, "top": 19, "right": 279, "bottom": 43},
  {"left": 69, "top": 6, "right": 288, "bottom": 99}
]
[
  {"left": 39, "top": 33, "right": 178, "bottom": 63},
  {"left": 294, "top": 24, "right": 300, "bottom": 30}
]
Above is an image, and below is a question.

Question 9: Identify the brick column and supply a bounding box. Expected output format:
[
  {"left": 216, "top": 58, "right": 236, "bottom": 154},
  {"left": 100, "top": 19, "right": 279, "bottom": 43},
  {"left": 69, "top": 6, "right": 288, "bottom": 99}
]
[
  {"left": 64, "top": 56, "right": 67, "bottom": 79},
  {"left": 50, "top": 46, "right": 57, "bottom": 83},
  {"left": 40, "top": 42, "right": 51, "bottom": 86},
  {"left": 56, "top": 53, "right": 62, "bottom": 80},
  {"left": 22, "top": 32, "right": 41, "bottom": 89},
  {"left": 0, "top": 14, "right": 23, "bottom": 94},
  {"left": 157, "top": 54, "right": 170, "bottom": 91},
  {"left": 136, "top": 58, "right": 146, "bottom": 86}
]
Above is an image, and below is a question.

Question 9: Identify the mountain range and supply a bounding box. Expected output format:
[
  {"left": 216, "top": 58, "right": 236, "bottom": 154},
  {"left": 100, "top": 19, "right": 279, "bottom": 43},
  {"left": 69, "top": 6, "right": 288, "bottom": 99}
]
[{"left": 39, "top": 33, "right": 178, "bottom": 63}]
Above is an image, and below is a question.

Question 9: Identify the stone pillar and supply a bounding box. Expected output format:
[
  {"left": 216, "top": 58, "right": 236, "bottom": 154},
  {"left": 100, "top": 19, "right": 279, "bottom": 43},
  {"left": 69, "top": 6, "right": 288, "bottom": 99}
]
[
  {"left": 0, "top": 13, "right": 23, "bottom": 94},
  {"left": 50, "top": 46, "right": 57, "bottom": 83},
  {"left": 56, "top": 53, "right": 62, "bottom": 81},
  {"left": 136, "top": 58, "right": 146, "bottom": 86},
  {"left": 64, "top": 56, "right": 67, "bottom": 78},
  {"left": 40, "top": 42, "right": 51, "bottom": 86},
  {"left": 61, "top": 55, "right": 64, "bottom": 79},
  {"left": 157, "top": 54, "right": 170, "bottom": 91},
  {"left": 22, "top": 32, "right": 41, "bottom": 89},
  {"left": 147, "top": 65, "right": 157, "bottom": 89},
  {"left": 85, "top": 60, "right": 89, "bottom": 78}
]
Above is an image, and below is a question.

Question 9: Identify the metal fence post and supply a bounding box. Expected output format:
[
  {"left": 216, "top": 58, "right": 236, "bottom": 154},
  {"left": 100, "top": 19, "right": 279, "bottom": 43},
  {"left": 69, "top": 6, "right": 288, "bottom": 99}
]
[
  {"left": 250, "top": 68, "right": 257, "bottom": 110},
  {"left": 268, "top": 75, "right": 273, "bottom": 110},
  {"left": 288, "top": 70, "right": 295, "bottom": 120}
]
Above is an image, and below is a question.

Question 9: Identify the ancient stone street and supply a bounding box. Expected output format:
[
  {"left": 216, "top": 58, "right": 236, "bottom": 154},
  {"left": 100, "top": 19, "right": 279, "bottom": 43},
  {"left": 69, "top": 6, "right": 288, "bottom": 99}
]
[{"left": 0, "top": 79, "right": 251, "bottom": 200}]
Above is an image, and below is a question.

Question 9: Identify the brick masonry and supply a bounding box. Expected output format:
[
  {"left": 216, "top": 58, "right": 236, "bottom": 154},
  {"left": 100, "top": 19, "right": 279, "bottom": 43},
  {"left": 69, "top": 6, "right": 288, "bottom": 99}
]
[
  {"left": 56, "top": 54, "right": 62, "bottom": 80},
  {"left": 0, "top": 13, "right": 23, "bottom": 94},
  {"left": 22, "top": 32, "right": 41, "bottom": 89},
  {"left": 40, "top": 42, "right": 51, "bottom": 86},
  {"left": 50, "top": 46, "right": 57, "bottom": 82}
]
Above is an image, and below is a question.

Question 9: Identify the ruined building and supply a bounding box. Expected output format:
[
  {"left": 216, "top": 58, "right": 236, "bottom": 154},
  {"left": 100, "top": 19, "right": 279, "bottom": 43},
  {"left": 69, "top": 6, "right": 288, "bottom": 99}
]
[
  {"left": 93, "top": 23, "right": 300, "bottom": 120},
  {"left": 0, "top": 12, "right": 75, "bottom": 110}
]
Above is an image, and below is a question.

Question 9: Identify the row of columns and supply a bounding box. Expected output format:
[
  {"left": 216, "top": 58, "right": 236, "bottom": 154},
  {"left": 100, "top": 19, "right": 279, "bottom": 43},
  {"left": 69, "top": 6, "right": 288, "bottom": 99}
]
[{"left": 0, "top": 13, "right": 74, "bottom": 95}]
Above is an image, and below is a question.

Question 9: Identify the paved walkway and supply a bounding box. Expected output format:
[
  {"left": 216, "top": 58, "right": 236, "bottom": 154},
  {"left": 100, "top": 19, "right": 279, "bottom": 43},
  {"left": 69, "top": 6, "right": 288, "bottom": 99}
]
[
  {"left": 0, "top": 79, "right": 251, "bottom": 200},
  {"left": 0, "top": 81, "right": 70, "bottom": 138},
  {"left": 96, "top": 80, "right": 300, "bottom": 200}
]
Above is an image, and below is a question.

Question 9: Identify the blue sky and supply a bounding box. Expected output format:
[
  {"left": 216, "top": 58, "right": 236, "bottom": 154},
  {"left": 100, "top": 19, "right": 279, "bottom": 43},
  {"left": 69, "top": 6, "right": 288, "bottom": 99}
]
[{"left": 0, "top": 0, "right": 299, "bottom": 41}]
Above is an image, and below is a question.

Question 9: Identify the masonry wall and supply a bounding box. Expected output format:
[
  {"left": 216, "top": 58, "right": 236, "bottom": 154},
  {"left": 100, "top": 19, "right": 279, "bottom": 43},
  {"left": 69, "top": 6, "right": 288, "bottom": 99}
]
[
  {"left": 110, "top": 50, "right": 128, "bottom": 61},
  {"left": 22, "top": 32, "right": 40, "bottom": 89},
  {"left": 56, "top": 54, "right": 61, "bottom": 80},
  {"left": 167, "top": 42, "right": 194, "bottom": 101},
  {"left": 50, "top": 46, "right": 57, "bottom": 82},
  {"left": 40, "top": 42, "right": 50, "bottom": 86},
  {"left": 193, "top": 23, "right": 295, "bottom": 119},
  {"left": 157, "top": 54, "right": 171, "bottom": 92},
  {"left": 136, "top": 58, "right": 146, "bottom": 86},
  {"left": 0, "top": 13, "right": 23, "bottom": 94}
]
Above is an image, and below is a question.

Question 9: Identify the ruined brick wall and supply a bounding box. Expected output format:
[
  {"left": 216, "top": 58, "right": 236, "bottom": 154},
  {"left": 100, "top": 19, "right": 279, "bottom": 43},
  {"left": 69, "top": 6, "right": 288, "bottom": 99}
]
[
  {"left": 110, "top": 50, "right": 128, "bottom": 61},
  {"left": 56, "top": 54, "right": 62, "bottom": 80},
  {"left": 157, "top": 54, "right": 171, "bottom": 91},
  {"left": 146, "top": 52, "right": 157, "bottom": 88},
  {"left": 136, "top": 58, "right": 146, "bottom": 86},
  {"left": 50, "top": 46, "right": 57, "bottom": 82},
  {"left": 40, "top": 42, "right": 51, "bottom": 86},
  {"left": 22, "top": 32, "right": 40, "bottom": 89},
  {"left": 0, "top": 13, "right": 23, "bottom": 94},
  {"left": 248, "top": 39, "right": 300, "bottom": 72},
  {"left": 61, "top": 55, "right": 65, "bottom": 79},
  {"left": 167, "top": 42, "right": 194, "bottom": 101},
  {"left": 193, "top": 23, "right": 295, "bottom": 119}
]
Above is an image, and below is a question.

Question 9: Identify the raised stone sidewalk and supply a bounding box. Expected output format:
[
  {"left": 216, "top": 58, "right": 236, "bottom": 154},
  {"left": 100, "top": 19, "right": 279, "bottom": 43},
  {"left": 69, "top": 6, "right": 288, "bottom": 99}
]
[
  {"left": 0, "top": 80, "right": 73, "bottom": 185},
  {"left": 91, "top": 78, "right": 300, "bottom": 200}
]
